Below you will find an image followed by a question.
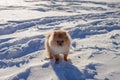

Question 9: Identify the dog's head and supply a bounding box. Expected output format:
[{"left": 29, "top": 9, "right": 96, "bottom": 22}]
[{"left": 52, "top": 30, "right": 70, "bottom": 47}]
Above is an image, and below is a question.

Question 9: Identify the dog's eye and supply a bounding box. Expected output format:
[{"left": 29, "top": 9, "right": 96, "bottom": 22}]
[{"left": 57, "top": 40, "right": 64, "bottom": 43}]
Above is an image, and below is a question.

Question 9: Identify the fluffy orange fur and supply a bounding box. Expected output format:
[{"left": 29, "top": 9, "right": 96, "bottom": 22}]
[{"left": 45, "top": 30, "right": 71, "bottom": 63}]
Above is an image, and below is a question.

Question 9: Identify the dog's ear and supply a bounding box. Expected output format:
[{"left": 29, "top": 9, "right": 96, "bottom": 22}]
[
  {"left": 45, "top": 32, "right": 52, "bottom": 39},
  {"left": 54, "top": 31, "right": 57, "bottom": 34},
  {"left": 65, "top": 32, "right": 71, "bottom": 40},
  {"left": 63, "top": 31, "right": 67, "bottom": 35},
  {"left": 54, "top": 31, "right": 58, "bottom": 37}
]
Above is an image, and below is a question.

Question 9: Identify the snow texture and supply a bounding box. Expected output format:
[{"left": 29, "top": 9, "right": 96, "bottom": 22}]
[{"left": 0, "top": 0, "right": 120, "bottom": 80}]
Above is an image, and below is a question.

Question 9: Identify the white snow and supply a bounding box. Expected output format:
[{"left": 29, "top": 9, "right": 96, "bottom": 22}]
[{"left": 0, "top": 0, "right": 120, "bottom": 80}]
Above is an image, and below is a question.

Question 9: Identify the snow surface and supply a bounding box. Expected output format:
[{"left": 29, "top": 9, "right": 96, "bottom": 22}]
[{"left": 0, "top": 0, "right": 120, "bottom": 80}]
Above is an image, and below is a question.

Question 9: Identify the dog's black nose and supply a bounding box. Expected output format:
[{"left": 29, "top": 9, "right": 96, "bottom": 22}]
[
  {"left": 59, "top": 43, "right": 62, "bottom": 46},
  {"left": 57, "top": 40, "right": 64, "bottom": 46}
]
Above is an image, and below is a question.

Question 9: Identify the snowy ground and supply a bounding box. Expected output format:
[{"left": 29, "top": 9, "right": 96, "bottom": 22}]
[{"left": 0, "top": 0, "right": 120, "bottom": 80}]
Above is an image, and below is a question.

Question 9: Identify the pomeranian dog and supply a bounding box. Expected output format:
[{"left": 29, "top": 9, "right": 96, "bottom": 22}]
[{"left": 45, "top": 30, "right": 71, "bottom": 63}]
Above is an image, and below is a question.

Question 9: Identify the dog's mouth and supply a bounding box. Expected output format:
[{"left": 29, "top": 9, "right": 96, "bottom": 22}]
[{"left": 57, "top": 40, "right": 64, "bottom": 46}]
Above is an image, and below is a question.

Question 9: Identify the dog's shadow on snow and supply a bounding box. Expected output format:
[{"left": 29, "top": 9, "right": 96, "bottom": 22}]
[
  {"left": 42, "top": 59, "right": 84, "bottom": 80},
  {"left": 52, "top": 61, "right": 84, "bottom": 80},
  {"left": 42, "top": 58, "right": 98, "bottom": 80}
]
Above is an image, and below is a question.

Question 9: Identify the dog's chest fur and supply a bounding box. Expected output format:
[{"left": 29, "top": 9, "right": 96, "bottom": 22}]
[{"left": 50, "top": 45, "right": 68, "bottom": 54}]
